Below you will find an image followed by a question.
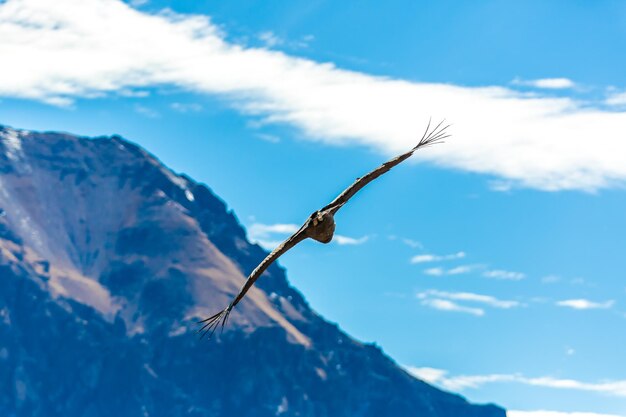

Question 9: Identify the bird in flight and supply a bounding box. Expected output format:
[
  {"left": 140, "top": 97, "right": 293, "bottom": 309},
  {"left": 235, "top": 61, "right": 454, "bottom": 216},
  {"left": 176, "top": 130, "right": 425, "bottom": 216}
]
[{"left": 199, "top": 120, "right": 449, "bottom": 339}]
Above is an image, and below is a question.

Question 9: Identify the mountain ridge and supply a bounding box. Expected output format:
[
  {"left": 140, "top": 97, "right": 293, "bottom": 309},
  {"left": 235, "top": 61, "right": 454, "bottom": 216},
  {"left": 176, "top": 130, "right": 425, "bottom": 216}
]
[{"left": 0, "top": 124, "right": 506, "bottom": 417}]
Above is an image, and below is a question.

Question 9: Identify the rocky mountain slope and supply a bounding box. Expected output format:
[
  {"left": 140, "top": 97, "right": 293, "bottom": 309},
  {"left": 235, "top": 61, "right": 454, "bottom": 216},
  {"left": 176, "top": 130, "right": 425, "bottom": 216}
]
[{"left": 0, "top": 125, "right": 506, "bottom": 417}]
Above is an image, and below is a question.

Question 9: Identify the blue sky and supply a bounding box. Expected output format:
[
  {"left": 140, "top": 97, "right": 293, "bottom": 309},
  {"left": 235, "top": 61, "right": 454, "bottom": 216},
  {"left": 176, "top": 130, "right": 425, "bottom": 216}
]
[{"left": 1, "top": 1, "right": 626, "bottom": 415}]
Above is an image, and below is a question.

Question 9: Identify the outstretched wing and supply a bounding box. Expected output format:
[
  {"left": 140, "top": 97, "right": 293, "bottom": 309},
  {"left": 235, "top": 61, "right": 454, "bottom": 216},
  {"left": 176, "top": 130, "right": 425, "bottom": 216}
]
[
  {"left": 198, "top": 225, "right": 308, "bottom": 339},
  {"left": 322, "top": 119, "right": 449, "bottom": 215},
  {"left": 198, "top": 119, "right": 448, "bottom": 340}
]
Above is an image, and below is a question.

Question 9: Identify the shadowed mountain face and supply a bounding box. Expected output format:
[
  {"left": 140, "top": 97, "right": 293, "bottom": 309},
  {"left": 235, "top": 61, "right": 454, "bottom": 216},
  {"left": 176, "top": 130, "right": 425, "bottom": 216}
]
[{"left": 0, "top": 125, "right": 505, "bottom": 417}]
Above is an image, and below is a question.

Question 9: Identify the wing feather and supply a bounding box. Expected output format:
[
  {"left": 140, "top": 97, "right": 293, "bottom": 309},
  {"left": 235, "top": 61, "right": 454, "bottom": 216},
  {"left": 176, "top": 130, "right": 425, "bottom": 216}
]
[
  {"left": 230, "top": 229, "right": 308, "bottom": 309},
  {"left": 198, "top": 227, "right": 308, "bottom": 339}
]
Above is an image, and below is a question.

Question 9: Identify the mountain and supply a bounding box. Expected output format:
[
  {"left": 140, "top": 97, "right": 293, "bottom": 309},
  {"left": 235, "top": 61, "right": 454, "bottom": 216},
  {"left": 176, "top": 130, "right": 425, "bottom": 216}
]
[{"left": 0, "top": 124, "right": 506, "bottom": 417}]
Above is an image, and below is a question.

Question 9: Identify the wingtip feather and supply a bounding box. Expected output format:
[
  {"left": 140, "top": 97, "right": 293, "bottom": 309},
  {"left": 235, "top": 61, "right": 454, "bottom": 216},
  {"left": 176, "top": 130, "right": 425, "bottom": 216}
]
[{"left": 197, "top": 307, "right": 233, "bottom": 341}]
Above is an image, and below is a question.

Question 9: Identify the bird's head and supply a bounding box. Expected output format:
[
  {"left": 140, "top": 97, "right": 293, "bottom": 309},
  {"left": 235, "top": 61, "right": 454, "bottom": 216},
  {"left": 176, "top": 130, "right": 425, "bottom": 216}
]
[{"left": 311, "top": 210, "right": 324, "bottom": 226}]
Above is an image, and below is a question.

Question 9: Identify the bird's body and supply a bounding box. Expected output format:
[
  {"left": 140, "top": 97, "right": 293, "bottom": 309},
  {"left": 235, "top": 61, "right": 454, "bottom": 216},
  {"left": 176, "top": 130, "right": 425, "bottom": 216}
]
[
  {"left": 199, "top": 120, "right": 449, "bottom": 338},
  {"left": 306, "top": 210, "right": 336, "bottom": 243}
]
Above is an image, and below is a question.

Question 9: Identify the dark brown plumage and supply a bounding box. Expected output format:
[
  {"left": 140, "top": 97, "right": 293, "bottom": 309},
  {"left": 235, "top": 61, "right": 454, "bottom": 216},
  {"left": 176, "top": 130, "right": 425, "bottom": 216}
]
[{"left": 198, "top": 120, "right": 449, "bottom": 339}]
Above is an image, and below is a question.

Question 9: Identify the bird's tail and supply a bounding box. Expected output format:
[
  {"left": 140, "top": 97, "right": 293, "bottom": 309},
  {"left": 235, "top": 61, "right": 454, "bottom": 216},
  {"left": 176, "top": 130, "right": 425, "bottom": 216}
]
[{"left": 197, "top": 305, "right": 232, "bottom": 340}]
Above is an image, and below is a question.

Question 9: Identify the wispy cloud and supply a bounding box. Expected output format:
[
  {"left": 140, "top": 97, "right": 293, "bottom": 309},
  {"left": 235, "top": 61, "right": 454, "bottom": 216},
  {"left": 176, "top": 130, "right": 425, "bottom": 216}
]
[
  {"left": 256, "top": 133, "right": 280, "bottom": 143},
  {"left": 483, "top": 269, "right": 526, "bottom": 281},
  {"left": 408, "top": 366, "right": 512, "bottom": 390},
  {"left": 423, "top": 263, "right": 526, "bottom": 281},
  {"left": 512, "top": 77, "right": 576, "bottom": 89},
  {"left": 447, "top": 265, "right": 476, "bottom": 275},
  {"left": 423, "top": 264, "right": 479, "bottom": 276},
  {"left": 406, "top": 366, "right": 626, "bottom": 397},
  {"left": 556, "top": 299, "right": 615, "bottom": 310},
  {"left": 417, "top": 289, "right": 520, "bottom": 316},
  {"left": 258, "top": 31, "right": 283, "bottom": 48},
  {"left": 388, "top": 235, "right": 423, "bottom": 249},
  {"left": 401, "top": 238, "right": 422, "bottom": 249},
  {"left": 248, "top": 222, "right": 368, "bottom": 249},
  {"left": 410, "top": 251, "right": 465, "bottom": 264},
  {"left": 420, "top": 299, "right": 485, "bottom": 316},
  {"left": 3, "top": 0, "right": 626, "bottom": 191},
  {"left": 257, "top": 31, "right": 313, "bottom": 50},
  {"left": 418, "top": 289, "right": 521, "bottom": 309},
  {"left": 134, "top": 104, "right": 159, "bottom": 118},
  {"left": 488, "top": 179, "right": 514, "bottom": 192}
]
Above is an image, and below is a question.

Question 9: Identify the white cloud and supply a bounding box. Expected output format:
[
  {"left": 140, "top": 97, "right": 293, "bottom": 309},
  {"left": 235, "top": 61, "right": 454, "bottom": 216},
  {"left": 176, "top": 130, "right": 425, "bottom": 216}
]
[
  {"left": 412, "top": 254, "right": 437, "bottom": 263},
  {"left": 420, "top": 298, "right": 485, "bottom": 316},
  {"left": 513, "top": 77, "right": 576, "bottom": 89},
  {"left": 411, "top": 251, "right": 465, "bottom": 264},
  {"left": 407, "top": 366, "right": 513, "bottom": 390},
  {"left": 508, "top": 411, "right": 624, "bottom": 417},
  {"left": 249, "top": 223, "right": 300, "bottom": 237},
  {"left": 423, "top": 264, "right": 478, "bottom": 276},
  {"left": 417, "top": 289, "right": 521, "bottom": 309},
  {"left": 333, "top": 235, "right": 369, "bottom": 245},
  {"left": 422, "top": 262, "right": 525, "bottom": 280},
  {"left": 248, "top": 223, "right": 298, "bottom": 249},
  {"left": 248, "top": 223, "right": 298, "bottom": 248},
  {"left": 248, "top": 222, "right": 368, "bottom": 248},
  {"left": 606, "top": 91, "right": 626, "bottom": 106},
  {"left": 483, "top": 269, "right": 526, "bottom": 280},
  {"left": 423, "top": 267, "right": 444, "bottom": 276},
  {"left": 405, "top": 366, "right": 626, "bottom": 397},
  {"left": 407, "top": 367, "right": 447, "bottom": 383},
  {"left": 3, "top": 1, "right": 626, "bottom": 191},
  {"left": 447, "top": 265, "right": 475, "bottom": 275},
  {"left": 556, "top": 299, "right": 615, "bottom": 310}
]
